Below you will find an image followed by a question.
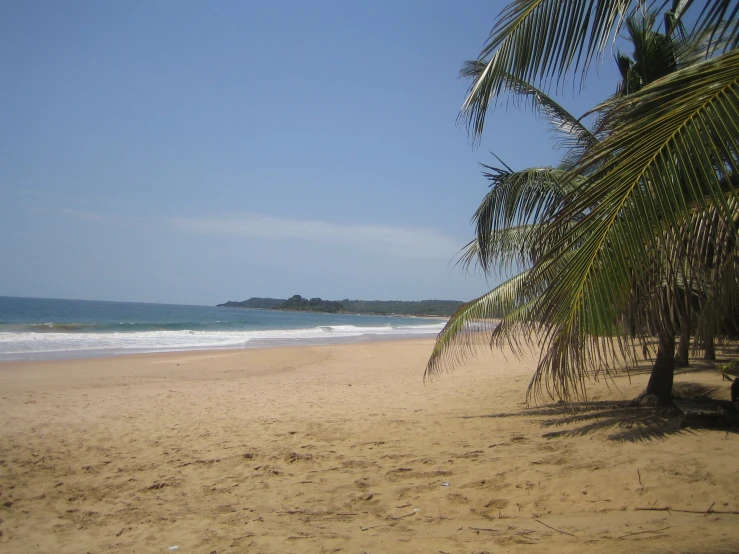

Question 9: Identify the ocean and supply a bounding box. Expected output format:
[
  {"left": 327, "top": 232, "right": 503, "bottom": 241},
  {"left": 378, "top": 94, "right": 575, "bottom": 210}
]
[{"left": 0, "top": 296, "right": 446, "bottom": 361}]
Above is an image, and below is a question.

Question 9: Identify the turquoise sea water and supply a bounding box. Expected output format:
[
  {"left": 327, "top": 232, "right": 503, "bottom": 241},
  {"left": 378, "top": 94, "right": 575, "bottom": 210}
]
[{"left": 0, "top": 296, "right": 446, "bottom": 360}]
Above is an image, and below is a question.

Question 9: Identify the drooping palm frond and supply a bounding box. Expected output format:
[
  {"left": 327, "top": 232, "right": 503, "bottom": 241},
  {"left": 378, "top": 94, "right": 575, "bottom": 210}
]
[
  {"left": 456, "top": 225, "right": 538, "bottom": 275},
  {"left": 688, "top": 0, "right": 739, "bottom": 50},
  {"left": 460, "top": 62, "right": 597, "bottom": 156},
  {"left": 472, "top": 164, "right": 582, "bottom": 271},
  {"left": 677, "top": 195, "right": 739, "bottom": 346},
  {"left": 513, "top": 223, "right": 683, "bottom": 402},
  {"left": 461, "top": 0, "right": 634, "bottom": 137},
  {"left": 501, "top": 76, "right": 598, "bottom": 161},
  {"left": 695, "top": 252, "right": 739, "bottom": 344},
  {"left": 569, "top": 49, "right": 739, "bottom": 238},
  {"left": 673, "top": 21, "right": 731, "bottom": 65},
  {"left": 461, "top": 0, "right": 739, "bottom": 139},
  {"left": 425, "top": 271, "right": 536, "bottom": 380}
]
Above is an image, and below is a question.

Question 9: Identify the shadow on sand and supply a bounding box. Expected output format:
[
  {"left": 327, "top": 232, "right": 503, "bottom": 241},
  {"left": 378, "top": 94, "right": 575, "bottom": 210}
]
[{"left": 460, "top": 382, "right": 739, "bottom": 443}]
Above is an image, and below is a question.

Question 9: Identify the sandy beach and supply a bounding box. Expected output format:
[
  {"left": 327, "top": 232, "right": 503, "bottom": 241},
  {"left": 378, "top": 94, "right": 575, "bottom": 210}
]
[{"left": 1, "top": 338, "right": 738, "bottom": 553}]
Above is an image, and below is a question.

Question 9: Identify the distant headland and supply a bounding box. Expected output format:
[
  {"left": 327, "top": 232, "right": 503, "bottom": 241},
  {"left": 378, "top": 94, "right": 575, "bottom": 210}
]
[{"left": 217, "top": 295, "right": 462, "bottom": 317}]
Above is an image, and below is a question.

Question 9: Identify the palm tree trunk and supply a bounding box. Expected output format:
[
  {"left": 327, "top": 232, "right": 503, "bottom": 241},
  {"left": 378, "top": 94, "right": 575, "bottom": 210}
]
[
  {"left": 703, "top": 333, "right": 716, "bottom": 360},
  {"left": 676, "top": 286, "right": 691, "bottom": 366},
  {"left": 676, "top": 325, "right": 690, "bottom": 366},
  {"left": 645, "top": 330, "right": 675, "bottom": 405}
]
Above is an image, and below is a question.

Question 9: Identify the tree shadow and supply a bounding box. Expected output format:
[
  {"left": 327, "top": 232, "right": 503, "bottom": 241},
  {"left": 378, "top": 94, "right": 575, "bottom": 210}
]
[
  {"left": 538, "top": 402, "right": 687, "bottom": 442},
  {"left": 541, "top": 383, "right": 739, "bottom": 441},
  {"left": 459, "top": 401, "right": 687, "bottom": 442},
  {"left": 460, "top": 382, "right": 739, "bottom": 443},
  {"left": 673, "top": 382, "right": 723, "bottom": 399}
]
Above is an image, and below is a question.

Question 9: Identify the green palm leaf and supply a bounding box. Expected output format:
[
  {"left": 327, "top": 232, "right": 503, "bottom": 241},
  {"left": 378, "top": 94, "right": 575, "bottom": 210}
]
[
  {"left": 689, "top": 0, "right": 739, "bottom": 49},
  {"left": 472, "top": 164, "right": 580, "bottom": 271},
  {"left": 462, "top": 0, "right": 633, "bottom": 137},
  {"left": 461, "top": 0, "right": 739, "bottom": 139},
  {"left": 459, "top": 63, "right": 597, "bottom": 156},
  {"left": 456, "top": 225, "right": 538, "bottom": 274},
  {"left": 425, "top": 271, "right": 536, "bottom": 380},
  {"left": 569, "top": 50, "right": 739, "bottom": 236}
]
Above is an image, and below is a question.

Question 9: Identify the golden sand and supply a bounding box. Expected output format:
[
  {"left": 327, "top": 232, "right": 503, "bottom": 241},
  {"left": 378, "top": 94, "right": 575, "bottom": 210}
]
[{"left": 0, "top": 339, "right": 737, "bottom": 553}]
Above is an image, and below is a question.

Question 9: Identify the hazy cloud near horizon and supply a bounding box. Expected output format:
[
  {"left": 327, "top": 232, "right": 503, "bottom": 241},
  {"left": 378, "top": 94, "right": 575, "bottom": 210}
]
[
  {"left": 26, "top": 206, "right": 118, "bottom": 225},
  {"left": 171, "top": 213, "right": 463, "bottom": 259},
  {"left": 58, "top": 208, "right": 116, "bottom": 224}
]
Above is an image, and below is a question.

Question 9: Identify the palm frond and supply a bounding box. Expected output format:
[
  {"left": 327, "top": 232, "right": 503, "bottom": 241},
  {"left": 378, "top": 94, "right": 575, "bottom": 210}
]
[
  {"left": 680, "top": 196, "right": 739, "bottom": 343},
  {"left": 473, "top": 163, "right": 585, "bottom": 271},
  {"left": 573, "top": 50, "right": 739, "bottom": 235},
  {"left": 459, "top": 62, "right": 597, "bottom": 155},
  {"left": 425, "top": 271, "right": 535, "bottom": 380},
  {"left": 456, "top": 225, "right": 538, "bottom": 275},
  {"left": 461, "top": 0, "right": 634, "bottom": 138},
  {"left": 461, "top": 0, "right": 739, "bottom": 139},
  {"left": 686, "top": 0, "right": 739, "bottom": 50},
  {"left": 621, "top": 10, "right": 677, "bottom": 87},
  {"left": 673, "top": 21, "right": 732, "bottom": 64},
  {"left": 502, "top": 75, "right": 598, "bottom": 159},
  {"left": 614, "top": 52, "right": 639, "bottom": 96},
  {"left": 428, "top": 240, "right": 585, "bottom": 384}
]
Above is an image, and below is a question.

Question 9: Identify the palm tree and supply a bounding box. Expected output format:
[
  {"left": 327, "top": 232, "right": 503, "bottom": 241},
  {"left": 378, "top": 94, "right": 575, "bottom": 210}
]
[
  {"left": 428, "top": 2, "right": 739, "bottom": 405},
  {"left": 429, "top": 78, "right": 595, "bottom": 393},
  {"left": 611, "top": 11, "right": 728, "bottom": 369}
]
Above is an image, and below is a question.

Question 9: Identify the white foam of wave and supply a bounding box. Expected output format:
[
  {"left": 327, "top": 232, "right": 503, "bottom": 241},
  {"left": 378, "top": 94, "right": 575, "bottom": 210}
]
[{"left": 0, "top": 322, "right": 445, "bottom": 357}]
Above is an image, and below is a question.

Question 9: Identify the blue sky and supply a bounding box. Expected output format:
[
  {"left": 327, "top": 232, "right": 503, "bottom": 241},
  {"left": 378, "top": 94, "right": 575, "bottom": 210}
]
[{"left": 1, "top": 1, "right": 620, "bottom": 305}]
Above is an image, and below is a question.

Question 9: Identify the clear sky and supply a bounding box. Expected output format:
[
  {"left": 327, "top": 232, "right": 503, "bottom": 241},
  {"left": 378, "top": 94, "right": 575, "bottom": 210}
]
[{"left": 1, "top": 0, "right": 620, "bottom": 305}]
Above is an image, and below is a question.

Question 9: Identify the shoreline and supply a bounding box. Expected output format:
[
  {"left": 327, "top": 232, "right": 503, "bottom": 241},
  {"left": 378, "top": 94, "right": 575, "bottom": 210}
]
[
  {"left": 1, "top": 339, "right": 737, "bottom": 552},
  {"left": 0, "top": 329, "right": 440, "bottom": 363},
  {"left": 248, "top": 309, "right": 451, "bottom": 319}
]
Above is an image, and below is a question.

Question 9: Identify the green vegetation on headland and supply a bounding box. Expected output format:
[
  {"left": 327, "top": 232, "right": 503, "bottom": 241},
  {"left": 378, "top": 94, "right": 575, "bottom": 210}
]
[
  {"left": 217, "top": 295, "right": 462, "bottom": 317},
  {"left": 278, "top": 295, "right": 344, "bottom": 313},
  {"left": 340, "top": 299, "right": 461, "bottom": 317},
  {"left": 218, "top": 297, "right": 284, "bottom": 309}
]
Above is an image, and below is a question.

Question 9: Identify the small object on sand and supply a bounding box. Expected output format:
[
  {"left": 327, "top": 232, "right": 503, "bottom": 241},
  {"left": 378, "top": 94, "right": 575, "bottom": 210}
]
[
  {"left": 168, "top": 547, "right": 179, "bottom": 551},
  {"left": 441, "top": 482, "right": 450, "bottom": 486}
]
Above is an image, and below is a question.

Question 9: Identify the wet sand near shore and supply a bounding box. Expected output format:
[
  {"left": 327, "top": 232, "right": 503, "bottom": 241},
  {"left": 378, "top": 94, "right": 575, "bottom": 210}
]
[{"left": 0, "top": 339, "right": 737, "bottom": 553}]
